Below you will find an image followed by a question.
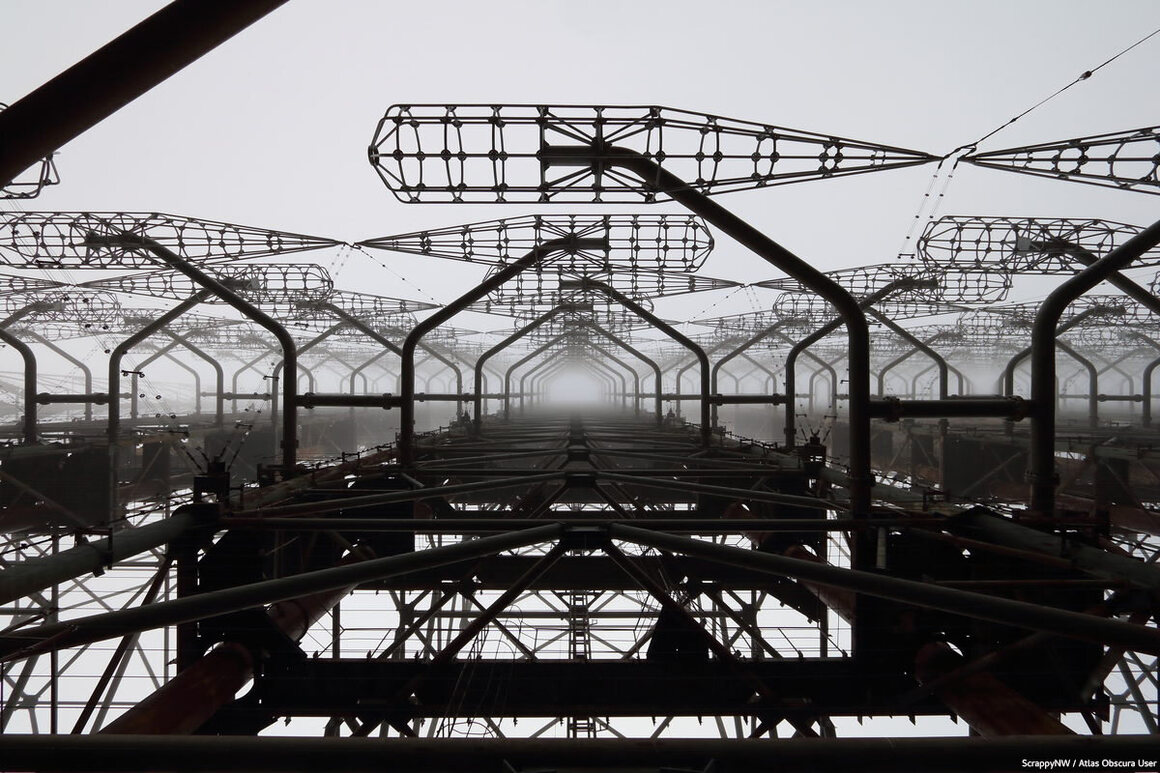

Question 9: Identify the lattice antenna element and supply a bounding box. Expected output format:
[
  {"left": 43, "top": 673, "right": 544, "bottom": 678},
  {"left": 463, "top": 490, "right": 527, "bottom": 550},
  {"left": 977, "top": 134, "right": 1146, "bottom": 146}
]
[
  {"left": 702, "top": 310, "right": 817, "bottom": 340},
  {"left": 963, "top": 126, "right": 1160, "bottom": 194},
  {"left": 0, "top": 275, "right": 65, "bottom": 295},
  {"left": 918, "top": 216, "right": 1160, "bottom": 273},
  {"left": 771, "top": 292, "right": 950, "bottom": 322},
  {"left": 102, "top": 312, "right": 246, "bottom": 340},
  {"left": 468, "top": 287, "right": 657, "bottom": 318},
  {"left": 289, "top": 291, "right": 432, "bottom": 335},
  {"left": 0, "top": 103, "right": 60, "bottom": 199},
  {"left": 483, "top": 268, "right": 738, "bottom": 305},
  {"left": 85, "top": 265, "right": 334, "bottom": 308},
  {"left": 369, "top": 105, "right": 935, "bottom": 203},
  {"left": 0, "top": 212, "right": 341, "bottom": 269},
  {"left": 315, "top": 290, "right": 439, "bottom": 316},
  {"left": 362, "top": 214, "right": 713, "bottom": 272},
  {"left": 757, "top": 263, "right": 1010, "bottom": 304},
  {"left": 514, "top": 305, "right": 662, "bottom": 333},
  {"left": 0, "top": 289, "right": 120, "bottom": 327},
  {"left": 986, "top": 296, "right": 1129, "bottom": 327}
]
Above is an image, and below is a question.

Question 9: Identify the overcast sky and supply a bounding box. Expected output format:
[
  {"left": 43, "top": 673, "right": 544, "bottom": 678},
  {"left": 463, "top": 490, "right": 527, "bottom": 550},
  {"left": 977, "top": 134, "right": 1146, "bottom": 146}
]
[{"left": 3, "top": 0, "right": 1160, "bottom": 326}]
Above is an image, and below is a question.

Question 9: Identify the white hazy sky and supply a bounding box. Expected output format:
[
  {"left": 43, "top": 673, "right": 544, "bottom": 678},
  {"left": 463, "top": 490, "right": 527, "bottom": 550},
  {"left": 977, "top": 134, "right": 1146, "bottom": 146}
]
[{"left": 2, "top": 0, "right": 1160, "bottom": 324}]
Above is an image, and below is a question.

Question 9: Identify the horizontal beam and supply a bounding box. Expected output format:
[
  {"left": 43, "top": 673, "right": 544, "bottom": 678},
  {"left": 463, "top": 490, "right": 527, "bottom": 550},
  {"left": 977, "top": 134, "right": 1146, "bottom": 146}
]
[
  {"left": 221, "top": 516, "right": 937, "bottom": 533},
  {"left": 300, "top": 392, "right": 506, "bottom": 408},
  {"left": 869, "top": 397, "right": 1030, "bottom": 422},
  {"left": 0, "top": 735, "right": 1153, "bottom": 772}
]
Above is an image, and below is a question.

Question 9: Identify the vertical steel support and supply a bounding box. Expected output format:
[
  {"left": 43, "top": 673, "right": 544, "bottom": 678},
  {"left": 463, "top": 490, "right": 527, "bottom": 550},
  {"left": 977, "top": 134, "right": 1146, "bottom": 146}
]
[
  {"left": 1028, "top": 217, "right": 1160, "bottom": 514},
  {"left": 580, "top": 321, "right": 662, "bottom": 423},
  {"left": 89, "top": 233, "right": 299, "bottom": 470},
  {"left": 783, "top": 281, "right": 918, "bottom": 451},
  {"left": 865, "top": 308, "right": 949, "bottom": 399},
  {"left": 0, "top": 328, "right": 37, "bottom": 444},
  {"left": 589, "top": 344, "right": 639, "bottom": 412},
  {"left": 878, "top": 331, "right": 963, "bottom": 397},
  {"left": 1001, "top": 308, "right": 1107, "bottom": 396},
  {"left": 472, "top": 305, "right": 579, "bottom": 432},
  {"left": 1054, "top": 339, "right": 1099, "bottom": 428},
  {"left": 164, "top": 330, "right": 226, "bottom": 427},
  {"left": 271, "top": 322, "right": 346, "bottom": 455},
  {"left": 505, "top": 332, "right": 573, "bottom": 417},
  {"left": 400, "top": 238, "right": 606, "bottom": 464},
  {"left": 350, "top": 350, "right": 392, "bottom": 394},
  {"left": 673, "top": 340, "right": 734, "bottom": 418},
  {"left": 231, "top": 347, "right": 276, "bottom": 412},
  {"left": 586, "top": 349, "right": 629, "bottom": 406},
  {"left": 1143, "top": 357, "right": 1160, "bottom": 427},
  {"left": 520, "top": 350, "right": 571, "bottom": 412},
  {"left": 24, "top": 330, "right": 94, "bottom": 421},
  {"left": 547, "top": 146, "right": 874, "bottom": 514},
  {"left": 319, "top": 305, "right": 464, "bottom": 420},
  {"left": 0, "top": 305, "right": 51, "bottom": 444},
  {"left": 131, "top": 339, "right": 190, "bottom": 416},
  {"left": 163, "top": 351, "right": 203, "bottom": 415},
  {"left": 109, "top": 292, "right": 212, "bottom": 517},
  {"left": 711, "top": 321, "right": 794, "bottom": 426},
  {"left": 573, "top": 279, "right": 711, "bottom": 447},
  {"left": 109, "top": 293, "right": 211, "bottom": 441}
]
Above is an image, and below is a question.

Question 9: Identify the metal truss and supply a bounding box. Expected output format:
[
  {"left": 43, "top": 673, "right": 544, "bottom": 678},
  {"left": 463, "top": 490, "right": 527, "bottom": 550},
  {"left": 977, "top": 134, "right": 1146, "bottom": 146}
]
[
  {"left": 756, "top": 263, "right": 1010, "bottom": 304},
  {"left": 484, "top": 267, "right": 738, "bottom": 305},
  {"left": 0, "top": 289, "right": 121, "bottom": 327},
  {"left": 918, "top": 216, "right": 1160, "bottom": 273},
  {"left": 963, "top": 126, "right": 1160, "bottom": 194},
  {"left": 0, "top": 212, "right": 339, "bottom": 269},
  {"left": 0, "top": 276, "right": 64, "bottom": 295},
  {"left": 369, "top": 104, "right": 935, "bottom": 203},
  {"left": 85, "top": 264, "right": 335, "bottom": 308},
  {"left": 361, "top": 214, "right": 714, "bottom": 272},
  {"left": 770, "top": 291, "right": 951, "bottom": 321}
]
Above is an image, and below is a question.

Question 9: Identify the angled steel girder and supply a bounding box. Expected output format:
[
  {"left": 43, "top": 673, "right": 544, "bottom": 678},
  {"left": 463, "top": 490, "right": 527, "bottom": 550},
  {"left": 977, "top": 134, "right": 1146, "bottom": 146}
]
[{"left": 0, "top": 0, "right": 289, "bottom": 186}]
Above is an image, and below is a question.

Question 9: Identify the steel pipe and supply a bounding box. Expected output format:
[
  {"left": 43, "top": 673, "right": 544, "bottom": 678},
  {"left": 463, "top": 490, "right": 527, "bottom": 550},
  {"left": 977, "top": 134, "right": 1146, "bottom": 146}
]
[{"left": 1, "top": 735, "right": 1156, "bottom": 773}]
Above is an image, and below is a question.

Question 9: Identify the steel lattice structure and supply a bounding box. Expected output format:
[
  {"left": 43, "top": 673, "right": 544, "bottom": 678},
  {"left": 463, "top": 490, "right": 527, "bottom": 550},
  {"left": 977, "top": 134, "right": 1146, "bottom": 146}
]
[
  {"left": 0, "top": 289, "right": 121, "bottom": 326},
  {"left": 963, "top": 126, "right": 1160, "bottom": 194},
  {"left": 917, "top": 216, "right": 1160, "bottom": 272},
  {"left": 86, "top": 264, "right": 335, "bottom": 310},
  {"left": 756, "top": 262, "right": 1011, "bottom": 304},
  {"left": 0, "top": 212, "right": 340, "bottom": 269},
  {"left": 369, "top": 105, "right": 935, "bottom": 203},
  {"left": 361, "top": 214, "right": 714, "bottom": 271}
]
